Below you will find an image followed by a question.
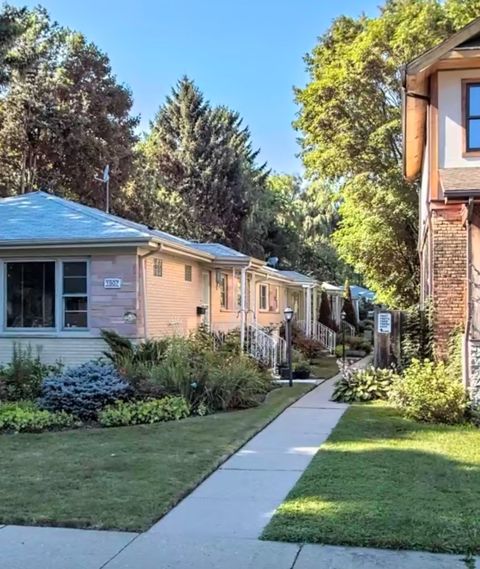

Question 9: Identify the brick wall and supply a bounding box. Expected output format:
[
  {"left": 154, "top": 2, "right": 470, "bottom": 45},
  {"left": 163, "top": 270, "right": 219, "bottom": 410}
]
[{"left": 431, "top": 207, "right": 466, "bottom": 356}]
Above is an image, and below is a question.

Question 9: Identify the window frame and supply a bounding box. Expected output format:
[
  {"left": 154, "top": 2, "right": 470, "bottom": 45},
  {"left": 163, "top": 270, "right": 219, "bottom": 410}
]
[
  {"left": 1, "top": 258, "right": 90, "bottom": 333},
  {"left": 269, "top": 285, "right": 280, "bottom": 313},
  {"left": 62, "top": 260, "right": 89, "bottom": 330},
  {"left": 4, "top": 259, "right": 57, "bottom": 331},
  {"left": 184, "top": 264, "right": 193, "bottom": 282},
  {"left": 153, "top": 258, "right": 163, "bottom": 277},
  {"left": 259, "top": 283, "right": 268, "bottom": 311},
  {"left": 220, "top": 273, "right": 229, "bottom": 309},
  {"left": 462, "top": 80, "right": 480, "bottom": 155}
]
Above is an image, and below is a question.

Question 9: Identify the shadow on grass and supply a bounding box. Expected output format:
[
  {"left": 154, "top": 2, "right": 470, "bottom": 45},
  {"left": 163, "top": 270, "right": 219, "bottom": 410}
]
[{"left": 263, "top": 405, "right": 480, "bottom": 555}]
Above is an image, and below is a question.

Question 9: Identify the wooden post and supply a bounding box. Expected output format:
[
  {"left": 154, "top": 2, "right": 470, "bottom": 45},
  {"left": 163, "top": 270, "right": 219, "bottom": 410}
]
[{"left": 374, "top": 309, "right": 402, "bottom": 368}]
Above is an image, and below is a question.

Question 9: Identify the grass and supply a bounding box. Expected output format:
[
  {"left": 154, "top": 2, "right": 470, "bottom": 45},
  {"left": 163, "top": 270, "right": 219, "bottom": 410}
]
[
  {"left": 0, "top": 384, "right": 311, "bottom": 531},
  {"left": 309, "top": 355, "right": 339, "bottom": 379},
  {"left": 262, "top": 403, "right": 480, "bottom": 555}
]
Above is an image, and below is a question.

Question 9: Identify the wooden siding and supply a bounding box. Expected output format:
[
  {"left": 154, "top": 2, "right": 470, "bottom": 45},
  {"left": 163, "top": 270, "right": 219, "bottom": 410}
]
[{"left": 144, "top": 252, "right": 205, "bottom": 336}]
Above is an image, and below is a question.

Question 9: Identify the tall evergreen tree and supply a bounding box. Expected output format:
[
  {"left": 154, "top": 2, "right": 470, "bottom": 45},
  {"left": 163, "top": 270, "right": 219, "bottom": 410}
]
[{"left": 138, "top": 77, "right": 268, "bottom": 250}]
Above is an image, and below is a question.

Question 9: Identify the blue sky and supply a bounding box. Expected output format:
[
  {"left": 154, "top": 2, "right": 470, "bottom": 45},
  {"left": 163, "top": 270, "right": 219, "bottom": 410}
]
[{"left": 10, "top": 0, "right": 380, "bottom": 173}]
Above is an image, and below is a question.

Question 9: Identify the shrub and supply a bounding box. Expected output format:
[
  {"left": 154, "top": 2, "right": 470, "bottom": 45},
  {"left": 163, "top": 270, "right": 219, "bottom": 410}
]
[
  {"left": 0, "top": 343, "right": 59, "bottom": 401},
  {"left": 205, "top": 356, "right": 271, "bottom": 411},
  {"left": 98, "top": 396, "right": 190, "bottom": 427},
  {"left": 401, "top": 302, "right": 434, "bottom": 369},
  {"left": 389, "top": 359, "right": 468, "bottom": 424},
  {"left": 332, "top": 367, "right": 399, "bottom": 403},
  {"left": 293, "top": 362, "right": 311, "bottom": 379},
  {"left": 101, "top": 329, "right": 169, "bottom": 367},
  {"left": 0, "top": 401, "right": 77, "bottom": 433},
  {"left": 39, "top": 361, "right": 132, "bottom": 419},
  {"left": 294, "top": 337, "right": 324, "bottom": 361}
]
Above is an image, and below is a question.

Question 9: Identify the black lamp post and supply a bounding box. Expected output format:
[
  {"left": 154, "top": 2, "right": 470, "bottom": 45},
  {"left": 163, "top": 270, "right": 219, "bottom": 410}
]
[
  {"left": 284, "top": 306, "right": 294, "bottom": 387},
  {"left": 341, "top": 310, "right": 347, "bottom": 372}
]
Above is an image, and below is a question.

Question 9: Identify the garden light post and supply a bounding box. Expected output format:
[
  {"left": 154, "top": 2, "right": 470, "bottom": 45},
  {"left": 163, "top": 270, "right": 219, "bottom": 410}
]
[
  {"left": 284, "top": 306, "right": 294, "bottom": 387},
  {"left": 341, "top": 310, "right": 346, "bottom": 373}
]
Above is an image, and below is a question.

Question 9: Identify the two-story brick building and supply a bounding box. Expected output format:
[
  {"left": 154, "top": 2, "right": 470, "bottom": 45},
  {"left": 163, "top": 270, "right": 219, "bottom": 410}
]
[{"left": 403, "top": 17, "right": 480, "bottom": 401}]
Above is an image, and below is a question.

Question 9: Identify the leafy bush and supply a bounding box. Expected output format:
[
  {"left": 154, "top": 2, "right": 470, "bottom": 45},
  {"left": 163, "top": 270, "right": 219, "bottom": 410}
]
[
  {"left": 294, "top": 337, "right": 324, "bottom": 361},
  {"left": 335, "top": 344, "right": 349, "bottom": 358},
  {"left": 389, "top": 359, "right": 468, "bottom": 424},
  {"left": 204, "top": 356, "right": 270, "bottom": 411},
  {"left": 0, "top": 401, "right": 77, "bottom": 433},
  {"left": 401, "top": 303, "right": 434, "bottom": 369},
  {"left": 0, "top": 343, "right": 59, "bottom": 401},
  {"left": 101, "top": 329, "right": 169, "bottom": 367},
  {"left": 98, "top": 396, "right": 190, "bottom": 427},
  {"left": 293, "top": 362, "right": 311, "bottom": 379},
  {"left": 332, "top": 367, "right": 399, "bottom": 403},
  {"left": 39, "top": 361, "right": 132, "bottom": 419}
]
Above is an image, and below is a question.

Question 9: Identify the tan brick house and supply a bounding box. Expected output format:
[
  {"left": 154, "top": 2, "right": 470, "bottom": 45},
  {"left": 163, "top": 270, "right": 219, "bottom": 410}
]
[
  {"left": 0, "top": 192, "right": 330, "bottom": 365},
  {"left": 403, "top": 16, "right": 480, "bottom": 401}
]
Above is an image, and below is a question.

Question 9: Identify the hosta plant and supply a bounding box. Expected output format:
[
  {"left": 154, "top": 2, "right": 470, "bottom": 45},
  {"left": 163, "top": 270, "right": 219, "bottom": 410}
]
[{"left": 332, "top": 367, "right": 399, "bottom": 403}]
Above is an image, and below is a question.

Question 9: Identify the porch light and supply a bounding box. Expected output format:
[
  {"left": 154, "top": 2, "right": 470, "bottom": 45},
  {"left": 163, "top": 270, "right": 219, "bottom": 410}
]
[{"left": 284, "top": 306, "right": 294, "bottom": 322}]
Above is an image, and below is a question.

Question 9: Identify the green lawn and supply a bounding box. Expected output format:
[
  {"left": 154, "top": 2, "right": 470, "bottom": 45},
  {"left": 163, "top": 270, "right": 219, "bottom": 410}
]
[
  {"left": 0, "top": 385, "right": 311, "bottom": 531},
  {"left": 262, "top": 403, "right": 480, "bottom": 555},
  {"left": 309, "top": 355, "right": 339, "bottom": 379}
]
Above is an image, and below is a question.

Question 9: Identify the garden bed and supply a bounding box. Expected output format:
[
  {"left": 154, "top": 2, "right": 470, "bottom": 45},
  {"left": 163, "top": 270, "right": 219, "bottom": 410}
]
[
  {"left": 0, "top": 384, "right": 311, "bottom": 531},
  {"left": 262, "top": 403, "right": 480, "bottom": 555}
]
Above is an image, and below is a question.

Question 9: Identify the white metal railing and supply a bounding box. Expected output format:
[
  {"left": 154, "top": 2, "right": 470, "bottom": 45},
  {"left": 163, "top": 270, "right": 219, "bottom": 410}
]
[
  {"left": 342, "top": 321, "right": 356, "bottom": 337},
  {"left": 245, "top": 323, "right": 282, "bottom": 371},
  {"left": 313, "top": 322, "right": 336, "bottom": 354},
  {"left": 296, "top": 319, "right": 336, "bottom": 354}
]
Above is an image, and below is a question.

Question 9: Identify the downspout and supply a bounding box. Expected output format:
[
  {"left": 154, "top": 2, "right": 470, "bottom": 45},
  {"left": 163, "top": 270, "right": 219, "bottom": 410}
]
[
  {"left": 464, "top": 199, "right": 474, "bottom": 389},
  {"left": 240, "top": 266, "right": 247, "bottom": 352},
  {"left": 138, "top": 249, "right": 158, "bottom": 340}
]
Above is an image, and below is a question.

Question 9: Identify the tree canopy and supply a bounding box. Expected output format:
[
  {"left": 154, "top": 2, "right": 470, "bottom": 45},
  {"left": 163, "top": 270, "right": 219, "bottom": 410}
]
[
  {"left": 0, "top": 6, "right": 138, "bottom": 207},
  {"left": 295, "top": 0, "right": 480, "bottom": 307}
]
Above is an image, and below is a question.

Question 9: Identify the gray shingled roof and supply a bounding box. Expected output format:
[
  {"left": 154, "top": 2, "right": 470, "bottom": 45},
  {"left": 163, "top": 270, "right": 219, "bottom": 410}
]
[
  {"left": 278, "top": 270, "right": 317, "bottom": 284},
  {"left": 188, "top": 243, "right": 249, "bottom": 259}
]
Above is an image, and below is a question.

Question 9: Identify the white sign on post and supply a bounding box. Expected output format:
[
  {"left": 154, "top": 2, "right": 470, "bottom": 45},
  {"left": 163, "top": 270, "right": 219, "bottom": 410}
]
[
  {"left": 377, "top": 312, "right": 392, "bottom": 334},
  {"left": 104, "top": 278, "right": 122, "bottom": 289}
]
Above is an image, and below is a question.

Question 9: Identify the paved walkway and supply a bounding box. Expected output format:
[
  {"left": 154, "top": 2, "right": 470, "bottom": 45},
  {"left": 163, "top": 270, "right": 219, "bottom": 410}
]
[{"left": 1, "top": 367, "right": 477, "bottom": 568}]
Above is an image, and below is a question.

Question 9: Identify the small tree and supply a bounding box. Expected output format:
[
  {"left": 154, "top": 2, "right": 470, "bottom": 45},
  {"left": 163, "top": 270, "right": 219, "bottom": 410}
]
[
  {"left": 342, "top": 279, "right": 357, "bottom": 330},
  {"left": 318, "top": 290, "right": 336, "bottom": 331}
]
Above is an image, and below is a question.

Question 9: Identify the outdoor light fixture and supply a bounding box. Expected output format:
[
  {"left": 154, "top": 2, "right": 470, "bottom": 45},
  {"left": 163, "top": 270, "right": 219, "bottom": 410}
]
[
  {"left": 284, "top": 306, "right": 294, "bottom": 322},
  {"left": 341, "top": 310, "right": 347, "bottom": 372},
  {"left": 284, "top": 306, "right": 294, "bottom": 387}
]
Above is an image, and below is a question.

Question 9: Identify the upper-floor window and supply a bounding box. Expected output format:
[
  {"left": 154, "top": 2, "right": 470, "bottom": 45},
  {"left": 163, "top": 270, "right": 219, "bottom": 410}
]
[
  {"left": 220, "top": 274, "right": 228, "bottom": 309},
  {"left": 465, "top": 82, "right": 480, "bottom": 153},
  {"left": 185, "top": 265, "right": 192, "bottom": 282}
]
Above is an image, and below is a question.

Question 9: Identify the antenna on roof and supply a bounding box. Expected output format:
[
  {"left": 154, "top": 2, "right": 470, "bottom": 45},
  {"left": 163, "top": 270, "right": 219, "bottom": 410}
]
[{"left": 94, "top": 165, "right": 110, "bottom": 213}]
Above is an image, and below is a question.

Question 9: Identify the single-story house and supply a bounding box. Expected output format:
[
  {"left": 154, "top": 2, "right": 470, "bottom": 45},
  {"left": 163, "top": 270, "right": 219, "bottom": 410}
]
[{"left": 0, "top": 192, "right": 330, "bottom": 365}]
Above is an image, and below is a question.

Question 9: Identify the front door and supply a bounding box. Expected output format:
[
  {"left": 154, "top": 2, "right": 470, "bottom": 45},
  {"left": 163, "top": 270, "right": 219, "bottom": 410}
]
[{"left": 201, "top": 271, "right": 211, "bottom": 328}]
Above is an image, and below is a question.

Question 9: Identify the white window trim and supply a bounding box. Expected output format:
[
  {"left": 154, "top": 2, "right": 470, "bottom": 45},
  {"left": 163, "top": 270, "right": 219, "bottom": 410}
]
[
  {"left": 220, "top": 273, "right": 229, "bottom": 310},
  {"left": 0, "top": 257, "right": 90, "bottom": 334},
  {"left": 259, "top": 283, "right": 268, "bottom": 312},
  {"left": 61, "top": 260, "right": 89, "bottom": 331}
]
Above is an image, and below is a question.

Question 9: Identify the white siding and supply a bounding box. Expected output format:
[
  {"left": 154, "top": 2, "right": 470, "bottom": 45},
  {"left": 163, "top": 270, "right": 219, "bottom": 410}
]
[
  {"left": 0, "top": 336, "right": 107, "bottom": 366},
  {"left": 438, "top": 69, "right": 480, "bottom": 168}
]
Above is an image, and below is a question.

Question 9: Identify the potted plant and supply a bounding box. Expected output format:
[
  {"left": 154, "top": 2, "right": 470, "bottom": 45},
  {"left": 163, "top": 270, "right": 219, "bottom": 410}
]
[{"left": 293, "top": 362, "right": 311, "bottom": 379}]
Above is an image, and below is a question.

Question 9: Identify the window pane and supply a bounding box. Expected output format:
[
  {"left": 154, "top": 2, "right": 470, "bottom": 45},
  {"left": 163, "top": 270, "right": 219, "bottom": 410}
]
[
  {"left": 63, "top": 277, "right": 87, "bottom": 294},
  {"left": 63, "top": 262, "right": 87, "bottom": 277},
  {"left": 65, "top": 297, "right": 87, "bottom": 311},
  {"left": 468, "top": 119, "right": 480, "bottom": 150},
  {"left": 64, "top": 311, "right": 87, "bottom": 328},
  {"left": 6, "top": 262, "right": 55, "bottom": 327}
]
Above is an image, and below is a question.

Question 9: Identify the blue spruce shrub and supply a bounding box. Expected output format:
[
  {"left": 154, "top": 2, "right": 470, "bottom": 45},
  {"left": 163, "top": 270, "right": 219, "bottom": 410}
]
[{"left": 39, "top": 361, "right": 132, "bottom": 419}]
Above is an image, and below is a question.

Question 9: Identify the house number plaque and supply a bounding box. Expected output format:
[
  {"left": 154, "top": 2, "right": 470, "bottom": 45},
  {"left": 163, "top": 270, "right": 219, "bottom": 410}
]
[{"left": 104, "top": 278, "right": 122, "bottom": 289}]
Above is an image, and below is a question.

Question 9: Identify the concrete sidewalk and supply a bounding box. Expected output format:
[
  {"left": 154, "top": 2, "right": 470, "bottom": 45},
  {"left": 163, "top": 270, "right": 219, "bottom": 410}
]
[{"left": 1, "top": 369, "right": 476, "bottom": 568}]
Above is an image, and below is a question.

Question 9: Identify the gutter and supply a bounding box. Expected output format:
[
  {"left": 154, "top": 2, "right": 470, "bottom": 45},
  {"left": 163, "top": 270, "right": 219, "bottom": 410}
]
[{"left": 465, "top": 198, "right": 474, "bottom": 389}]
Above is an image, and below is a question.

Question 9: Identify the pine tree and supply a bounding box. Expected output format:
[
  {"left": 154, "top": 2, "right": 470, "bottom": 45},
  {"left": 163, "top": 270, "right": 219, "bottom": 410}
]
[
  {"left": 342, "top": 278, "right": 357, "bottom": 330},
  {"left": 139, "top": 77, "right": 268, "bottom": 250},
  {"left": 318, "top": 290, "right": 336, "bottom": 331}
]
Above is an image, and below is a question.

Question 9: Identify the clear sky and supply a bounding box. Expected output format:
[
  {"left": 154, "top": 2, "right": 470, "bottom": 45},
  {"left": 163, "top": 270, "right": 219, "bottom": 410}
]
[{"left": 10, "top": 0, "right": 381, "bottom": 173}]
